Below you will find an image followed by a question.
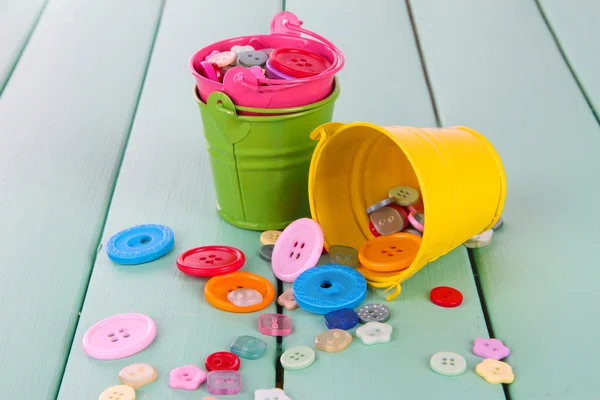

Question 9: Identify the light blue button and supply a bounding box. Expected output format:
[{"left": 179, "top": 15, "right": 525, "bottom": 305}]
[
  {"left": 230, "top": 335, "right": 267, "bottom": 360},
  {"left": 106, "top": 224, "right": 174, "bottom": 265}
]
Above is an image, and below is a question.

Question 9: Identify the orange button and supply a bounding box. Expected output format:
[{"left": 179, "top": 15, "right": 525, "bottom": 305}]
[
  {"left": 358, "top": 233, "right": 421, "bottom": 272},
  {"left": 205, "top": 272, "right": 275, "bottom": 313}
]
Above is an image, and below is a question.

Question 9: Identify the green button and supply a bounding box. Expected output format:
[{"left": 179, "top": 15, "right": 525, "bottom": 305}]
[
  {"left": 389, "top": 185, "right": 419, "bottom": 206},
  {"left": 280, "top": 346, "right": 315, "bottom": 371}
]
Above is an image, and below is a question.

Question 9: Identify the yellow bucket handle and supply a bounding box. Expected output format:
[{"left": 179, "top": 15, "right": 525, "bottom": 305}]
[{"left": 366, "top": 279, "right": 402, "bottom": 301}]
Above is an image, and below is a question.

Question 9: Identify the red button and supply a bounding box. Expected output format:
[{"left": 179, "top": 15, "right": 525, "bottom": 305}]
[
  {"left": 177, "top": 246, "right": 245, "bottom": 277},
  {"left": 369, "top": 220, "right": 381, "bottom": 237},
  {"left": 269, "top": 48, "right": 331, "bottom": 78},
  {"left": 430, "top": 286, "right": 463, "bottom": 308},
  {"left": 205, "top": 351, "right": 241, "bottom": 371}
]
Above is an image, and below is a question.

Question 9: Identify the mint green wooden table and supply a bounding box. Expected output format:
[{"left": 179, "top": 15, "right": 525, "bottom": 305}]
[{"left": 1, "top": 0, "right": 598, "bottom": 399}]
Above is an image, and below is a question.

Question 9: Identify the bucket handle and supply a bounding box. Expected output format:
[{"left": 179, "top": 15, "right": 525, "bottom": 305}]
[
  {"left": 309, "top": 121, "right": 345, "bottom": 142},
  {"left": 206, "top": 91, "right": 251, "bottom": 144}
]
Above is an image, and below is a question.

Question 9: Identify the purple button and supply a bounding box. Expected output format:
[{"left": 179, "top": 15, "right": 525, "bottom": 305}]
[
  {"left": 265, "top": 59, "right": 294, "bottom": 80},
  {"left": 207, "top": 370, "right": 242, "bottom": 395}
]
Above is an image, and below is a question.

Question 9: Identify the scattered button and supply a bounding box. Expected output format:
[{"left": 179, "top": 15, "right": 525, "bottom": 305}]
[
  {"left": 177, "top": 245, "right": 245, "bottom": 277},
  {"left": 203, "top": 397, "right": 219, "bottom": 400},
  {"left": 293, "top": 264, "right": 367, "bottom": 314},
  {"left": 315, "top": 329, "right": 352, "bottom": 352},
  {"left": 356, "top": 322, "right": 392, "bottom": 345},
  {"left": 324, "top": 308, "right": 359, "bottom": 330},
  {"left": 464, "top": 229, "right": 493, "bottom": 248},
  {"left": 169, "top": 365, "right": 207, "bottom": 390},
  {"left": 408, "top": 211, "right": 425, "bottom": 232},
  {"left": 386, "top": 203, "right": 409, "bottom": 229},
  {"left": 473, "top": 338, "right": 510, "bottom": 360},
  {"left": 430, "top": 352, "right": 467, "bottom": 376},
  {"left": 118, "top": 363, "right": 158, "bottom": 388},
  {"left": 258, "top": 313, "right": 291, "bottom": 336},
  {"left": 106, "top": 224, "right": 174, "bottom": 265},
  {"left": 430, "top": 286, "right": 463, "bottom": 308},
  {"left": 277, "top": 288, "right": 298, "bottom": 310},
  {"left": 402, "top": 228, "right": 422, "bottom": 237},
  {"left": 328, "top": 245, "right": 359, "bottom": 267},
  {"left": 205, "top": 351, "right": 241, "bottom": 372},
  {"left": 370, "top": 206, "right": 405, "bottom": 235},
  {"left": 358, "top": 233, "right": 421, "bottom": 272},
  {"left": 199, "top": 60, "right": 219, "bottom": 81},
  {"left": 204, "top": 272, "right": 275, "bottom": 313},
  {"left": 366, "top": 197, "right": 394, "bottom": 214},
  {"left": 389, "top": 185, "right": 419, "bottom": 206},
  {"left": 98, "top": 384, "right": 135, "bottom": 400},
  {"left": 259, "top": 244, "right": 275, "bottom": 262},
  {"left": 230, "top": 335, "right": 267, "bottom": 360},
  {"left": 83, "top": 313, "right": 156, "bottom": 360},
  {"left": 475, "top": 358, "right": 515, "bottom": 384},
  {"left": 231, "top": 45, "right": 255, "bottom": 57},
  {"left": 369, "top": 220, "right": 381, "bottom": 237},
  {"left": 205, "top": 50, "right": 219, "bottom": 61},
  {"left": 237, "top": 50, "right": 268, "bottom": 68},
  {"left": 271, "top": 218, "right": 324, "bottom": 283},
  {"left": 255, "top": 388, "right": 291, "bottom": 400},
  {"left": 280, "top": 346, "right": 316, "bottom": 370},
  {"left": 207, "top": 370, "right": 242, "bottom": 395},
  {"left": 269, "top": 48, "right": 331, "bottom": 78},
  {"left": 492, "top": 217, "right": 504, "bottom": 230},
  {"left": 227, "top": 288, "right": 263, "bottom": 307},
  {"left": 208, "top": 51, "right": 236, "bottom": 67},
  {"left": 260, "top": 230, "right": 281, "bottom": 245},
  {"left": 357, "top": 304, "right": 390, "bottom": 323}
]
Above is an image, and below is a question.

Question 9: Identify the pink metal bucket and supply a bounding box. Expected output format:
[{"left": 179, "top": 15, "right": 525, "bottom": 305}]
[{"left": 188, "top": 12, "right": 345, "bottom": 109}]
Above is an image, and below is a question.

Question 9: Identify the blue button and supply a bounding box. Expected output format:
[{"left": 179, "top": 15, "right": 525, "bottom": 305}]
[
  {"left": 324, "top": 308, "right": 359, "bottom": 330},
  {"left": 293, "top": 264, "right": 367, "bottom": 314},
  {"left": 106, "top": 224, "right": 174, "bottom": 265},
  {"left": 230, "top": 335, "right": 267, "bottom": 360}
]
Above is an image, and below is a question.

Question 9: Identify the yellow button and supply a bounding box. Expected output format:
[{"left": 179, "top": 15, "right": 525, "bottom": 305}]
[
  {"left": 260, "top": 230, "right": 282, "bottom": 245},
  {"left": 99, "top": 385, "right": 135, "bottom": 400}
]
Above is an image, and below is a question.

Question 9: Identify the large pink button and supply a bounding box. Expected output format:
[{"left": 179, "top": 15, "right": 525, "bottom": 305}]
[
  {"left": 271, "top": 218, "right": 324, "bottom": 283},
  {"left": 83, "top": 313, "right": 156, "bottom": 360}
]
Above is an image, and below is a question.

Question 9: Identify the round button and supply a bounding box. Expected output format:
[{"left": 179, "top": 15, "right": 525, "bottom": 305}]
[
  {"left": 280, "top": 346, "right": 315, "bottom": 370},
  {"left": 204, "top": 272, "right": 275, "bottom": 313},
  {"left": 205, "top": 351, "right": 241, "bottom": 372},
  {"left": 259, "top": 244, "right": 274, "bottom": 262},
  {"left": 260, "top": 230, "right": 281, "bottom": 245},
  {"left": 269, "top": 48, "right": 331, "bottom": 78},
  {"left": 106, "top": 224, "right": 174, "bottom": 265},
  {"left": 430, "top": 286, "right": 463, "bottom": 308},
  {"left": 389, "top": 185, "right": 419, "bottom": 206},
  {"left": 408, "top": 211, "right": 425, "bottom": 232},
  {"left": 237, "top": 50, "right": 268, "bottom": 68},
  {"left": 99, "top": 384, "right": 135, "bottom": 400},
  {"left": 430, "top": 352, "right": 467, "bottom": 376},
  {"left": 358, "top": 233, "right": 422, "bottom": 272},
  {"left": 83, "top": 313, "right": 156, "bottom": 360},
  {"left": 208, "top": 51, "right": 236, "bottom": 67},
  {"left": 369, "top": 220, "right": 381, "bottom": 237},
  {"left": 177, "top": 245, "right": 245, "bottom": 277},
  {"left": 199, "top": 60, "right": 219, "bottom": 81},
  {"left": 357, "top": 304, "right": 390, "bottom": 323},
  {"left": 293, "top": 264, "right": 367, "bottom": 314},
  {"left": 271, "top": 218, "right": 324, "bottom": 283}
]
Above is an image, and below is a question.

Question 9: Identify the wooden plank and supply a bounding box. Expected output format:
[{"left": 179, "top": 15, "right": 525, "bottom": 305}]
[
  {"left": 281, "top": 1, "right": 504, "bottom": 399},
  {"left": 539, "top": 0, "right": 600, "bottom": 116},
  {"left": 410, "top": 0, "right": 600, "bottom": 398},
  {"left": 0, "top": 0, "right": 47, "bottom": 93},
  {"left": 0, "top": 0, "right": 164, "bottom": 398},
  {"left": 56, "top": 1, "right": 283, "bottom": 399}
]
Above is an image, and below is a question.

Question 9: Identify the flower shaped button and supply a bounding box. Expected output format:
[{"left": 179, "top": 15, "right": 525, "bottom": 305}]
[
  {"left": 473, "top": 338, "right": 510, "bottom": 360},
  {"left": 169, "top": 365, "right": 207, "bottom": 390},
  {"left": 231, "top": 45, "right": 255, "bottom": 56},
  {"left": 83, "top": 313, "right": 156, "bottom": 360},
  {"left": 280, "top": 346, "right": 315, "bottom": 370},
  {"left": 370, "top": 206, "right": 404, "bottom": 236},
  {"left": 356, "top": 322, "right": 392, "bottom": 345},
  {"left": 430, "top": 352, "right": 467, "bottom": 376},
  {"left": 389, "top": 185, "right": 419, "bottom": 206},
  {"left": 118, "top": 363, "right": 157, "bottom": 388},
  {"left": 177, "top": 245, "right": 245, "bottom": 277},
  {"left": 357, "top": 304, "right": 390, "bottom": 323},
  {"left": 476, "top": 358, "right": 515, "bottom": 384},
  {"left": 328, "top": 245, "right": 359, "bottom": 268},
  {"left": 205, "top": 351, "right": 241, "bottom": 372},
  {"left": 106, "top": 224, "right": 174, "bottom": 265},
  {"left": 464, "top": 229, "right": 494, "bottom": 248},
  {"left": 277, "top": 288, "right": 298, "bottom": 310},
  {"left": 258, "top": 313, "right": 291, "bottom": 336},
  {"left": 324, "top": 308, "right": 359, "bottom": 330},
  {"left": 230, "top": 335, "right": 267, "bottom": 360},
  {"left": 255, "top": 388, "right": 292, "bottom": 400},
  {"left": 207, "top": 370, "right": 242, "bottom": 395},
  {"left": 271, "top": 218, "right": 324, "bottom": 282},
  {"left": 99, "top": 385, "right": 135, "bottom": 400},
  {"left": 430, "top": 286, "right": 463, "bottom": 308},
  {"left": 227, "top": 288, "right": 263, "bottom": 307},
  {"left": 315, "top": 329, "right": 352, "bottom": 352}
]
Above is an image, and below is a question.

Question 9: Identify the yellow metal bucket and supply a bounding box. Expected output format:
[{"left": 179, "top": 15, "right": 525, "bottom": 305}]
[{"left": 307, "top": 122, "right": 506, "bottom": 300}]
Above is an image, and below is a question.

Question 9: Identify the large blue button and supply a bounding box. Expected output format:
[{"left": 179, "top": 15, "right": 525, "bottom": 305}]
[
  {"left": 106, "top": 224, "right": 174, "bottom": 265},
  {"left": 293, "top": 265, "right": 367, "bottom": 314}
]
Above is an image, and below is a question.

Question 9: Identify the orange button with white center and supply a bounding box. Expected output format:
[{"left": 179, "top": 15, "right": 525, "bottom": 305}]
[
  {"left": 358, "top": 233, "right": 421, "bottom": 272},
  {"left": 205, "top": 272, "right": 275, "bottom": 313}
]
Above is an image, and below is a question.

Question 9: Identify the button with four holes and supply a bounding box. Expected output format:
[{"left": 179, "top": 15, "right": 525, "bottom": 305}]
[
  {"left": 177, "top": 245, "right": 245, "bottom": 277},
  {"left": 230, "top": 335, "right": 267, "bottom": 360},
  {"left": 357, "top": 304, "right": 390, "bottom": 323},
  {"left": 430, "top": 286, "right": 463, "bottom": 308},
  {"left": 430, "top": 352, "right": 467, "bottom": 376},
  {"left": 324, "top": 308, "right": 359, "bottom": 330},
  {"left": 205, "top": 351, "right": 241, "bottom": 372},
  {"left": 98, "top": 384, "right": 136, "bottom": 400},
  {"left": 207, "top": 370, "right": 242, "bottom": 395},
  {"left": 280, "top": 346, "right": 315, "bottom": 370},
  {"left": 83, "top": 313, "right": 156, "bottom": 360},
  {"left": 269, "top": 48, "right": 331, "bottom": 78},
  {"left": 169, "top": 365, "right": 207, "bottom": 390},
  {"left": 315, "top": 329, "right": 352, "bottom": 352},
  {"left": 389, "top": 185, "right": 419, "bottom": 206},
  {"left": 106, "top": 224, "right": 174, "bottom": 265},
  {"left": 258, "top": 313, "right": 291, "bottom": 336},
  {"left": 237, "top": 50, "right": 268, "bottom": 68},
  {"left": 260, "top": 230, "right": 281, "bottom": 245},
  {"left": 358, "top": 233, "right": 422, "bottom": 272},
  {"left": 204, "top": 272, "right": 275, "bottom": 313}
]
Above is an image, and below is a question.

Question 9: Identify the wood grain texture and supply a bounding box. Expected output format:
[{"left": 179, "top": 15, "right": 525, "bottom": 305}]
[
  {"left": 57, "top": 1, "right": 282, "bottom": 398},
  {"left": 539, "top": 0, "right": 600, "bottom": 116},
  {"left": 411, "top": 0, "right": 600, "bottom": 398},
  {"left": 281, "top": 1, "right": 504, "bottom": 399},
  {"left": 0, "top": 0, "right": 47, "bottom": 92},
  {"left": 0, "top": 0, "right": 163, "bottom": 398}
]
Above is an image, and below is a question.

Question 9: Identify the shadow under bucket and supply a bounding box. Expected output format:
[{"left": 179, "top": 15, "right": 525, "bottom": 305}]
[{"left": 195, "top": 78, "right": 340, "bottom": 231}]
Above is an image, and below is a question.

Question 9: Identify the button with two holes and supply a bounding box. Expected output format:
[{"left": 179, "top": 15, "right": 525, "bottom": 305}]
[
  {"left": 237, "top": 50, "right": 268, "bottom": 68},
  {"left": 430, "top": 286, "right": 463, "bottom": 308},
  {"left": 177, "top": 245, "right": 245, "bottom": 277},
  {"left": 205, "top": 351, "right": 241, "bottom": 372}
]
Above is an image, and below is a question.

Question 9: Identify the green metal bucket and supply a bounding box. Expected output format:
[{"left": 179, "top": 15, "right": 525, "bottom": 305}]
[{"left": 194, "top": 78, "right": 340, "bottom": 231}]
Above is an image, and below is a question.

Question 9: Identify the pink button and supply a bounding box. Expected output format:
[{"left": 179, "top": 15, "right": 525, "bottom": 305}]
[
  {"left": 208, "top": 51, "right": 236, "bottom": 67},
  {"left": 408, "top": 211, "right": 424, "bottom": 232},
  {"left": 82, "top": 313, "right": 156, "bottom": 360},
  {"left": 271, "top": 218, "right": 324, "bottom": 283},
  {"left": 169, "top": 365, "right": 207, "bottom": 390},
  {"left": 258, "top": 313, "right": 291, "bottom": 336}
]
